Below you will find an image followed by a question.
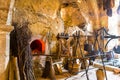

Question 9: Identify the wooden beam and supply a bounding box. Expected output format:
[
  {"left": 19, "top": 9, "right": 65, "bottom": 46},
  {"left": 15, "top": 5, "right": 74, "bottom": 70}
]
[
  {"left": 6, "top": 0, "right": 15, "bottom": 25},
  {"left": 93, "top": 62, "right": 120, "bottom": 73}
]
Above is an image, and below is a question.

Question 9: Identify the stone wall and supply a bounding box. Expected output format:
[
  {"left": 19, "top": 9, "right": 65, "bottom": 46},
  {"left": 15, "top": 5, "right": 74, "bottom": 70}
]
[
  {"left": 12, "top": 0, "right": 65, "bottom": 54},
  {"left": 0, "top": 25, "right": 13, "bottom": 80},
  {"left": 0, "top": 0, "right": 14, "bottom": 80},
  {"left": 0, "top": 0, "right": 10, "bottom": 24},
  {"left": 13, "top": 0, "right": 64, "bottom": 36}
]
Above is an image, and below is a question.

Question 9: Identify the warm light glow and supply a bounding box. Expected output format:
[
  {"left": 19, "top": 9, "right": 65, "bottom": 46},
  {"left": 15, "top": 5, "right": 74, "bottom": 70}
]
[
  {"left": 86, "top": 21, "right": 93, "bottom": 34},
  {"left": 60, "top": 8, "right": 66, "bottom": 20},
  {"left": 77, "top": 0, "right": 82, "bottom": 3}
]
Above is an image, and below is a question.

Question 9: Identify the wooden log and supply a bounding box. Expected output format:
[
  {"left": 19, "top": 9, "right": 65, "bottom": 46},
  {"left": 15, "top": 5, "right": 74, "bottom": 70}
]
[
  {"left": 93, "top": 62, "right": 120, "bottom": 73},
  {"left": 9, "top": 56, "right": 20, "bottom": 80},
  {"left": 96, "top": 69, "right": 105, "bottom": 80},
  {"left": 14, "top": 57, "right": 20, "bottom": 80}
]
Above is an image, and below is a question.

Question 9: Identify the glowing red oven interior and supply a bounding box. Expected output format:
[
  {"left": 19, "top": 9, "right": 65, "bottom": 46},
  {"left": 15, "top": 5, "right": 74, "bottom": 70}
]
[{"left": 30, "top": 39, "right": 45, "bottom": 54}]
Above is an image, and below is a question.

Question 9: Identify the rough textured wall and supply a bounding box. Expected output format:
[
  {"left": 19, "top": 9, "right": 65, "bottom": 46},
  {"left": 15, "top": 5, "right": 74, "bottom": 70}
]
[
  {"left": 77, "top": 0, "right": 108, "bottom": 30},
  {"left": 0, "top": 0, "right": 13, "bottom": 80},
  {"left": 0, "top": 0, "right": 10, "bottom": 24},
  {"left": 61, "top": 5, "right": 86, "bottom": 27},
  {"left": 13, "top": 0, "right": 64, "bottom": 36},
  {"left": 13, "top": 0, "right": 108, "bottom": 35},
  {"left": 12, "top": 0, "right": 65, "bottom": 57},
  {"left": 59, "top": 0, "right": 108, "bottom": 30}
]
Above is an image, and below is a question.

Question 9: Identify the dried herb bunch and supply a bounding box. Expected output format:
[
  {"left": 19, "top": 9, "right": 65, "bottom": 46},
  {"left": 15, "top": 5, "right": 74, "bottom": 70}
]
[{"left": 10, "top": 21, "right": 35, "bottom": 80}]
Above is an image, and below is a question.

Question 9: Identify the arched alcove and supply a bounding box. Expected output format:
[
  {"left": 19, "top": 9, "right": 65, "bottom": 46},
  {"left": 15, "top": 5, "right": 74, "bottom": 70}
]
[{"left": 30, "top": 39, "right": 45, "bottom": 54}]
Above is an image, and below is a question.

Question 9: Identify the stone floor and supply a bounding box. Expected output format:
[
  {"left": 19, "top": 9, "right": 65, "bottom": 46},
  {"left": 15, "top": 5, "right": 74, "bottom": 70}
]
[
  {"left": 35, "top": 58, "right": 120, "bottom": 80},
  {"left": 37, "top": 68, "right": 120, "bottom": 80}
]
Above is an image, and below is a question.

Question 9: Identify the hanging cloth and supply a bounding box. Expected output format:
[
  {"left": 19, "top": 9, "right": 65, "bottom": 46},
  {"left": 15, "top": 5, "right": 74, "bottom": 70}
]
[
  {"left": 103, "top": 0, "right": 115, "bottom": 17},
  {"left": 103, "top": 0, "right": 115, "bottom": 10},
  {"left": 106, "top": 8, "right": 112, "bottom": 17},
  {"left": 117, "top": 1, "right": 120, "bottom": 15},
  {"left": 110, "top": 0, "right": 115, "bottom": 8}
]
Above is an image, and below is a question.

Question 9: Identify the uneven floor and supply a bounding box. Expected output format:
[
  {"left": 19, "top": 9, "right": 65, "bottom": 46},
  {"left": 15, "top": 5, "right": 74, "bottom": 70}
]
[{"left": 37, "top": 68, "right": 120, "bottom": 80}]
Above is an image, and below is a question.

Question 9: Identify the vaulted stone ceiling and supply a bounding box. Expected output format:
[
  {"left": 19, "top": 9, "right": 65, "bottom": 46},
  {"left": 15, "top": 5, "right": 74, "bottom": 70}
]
[
  {"left": 0, "top": 0, "right": 108, "bottom": 34},
  {"left": 60, "top": 0, "right": 108, "bottom": 29}
]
